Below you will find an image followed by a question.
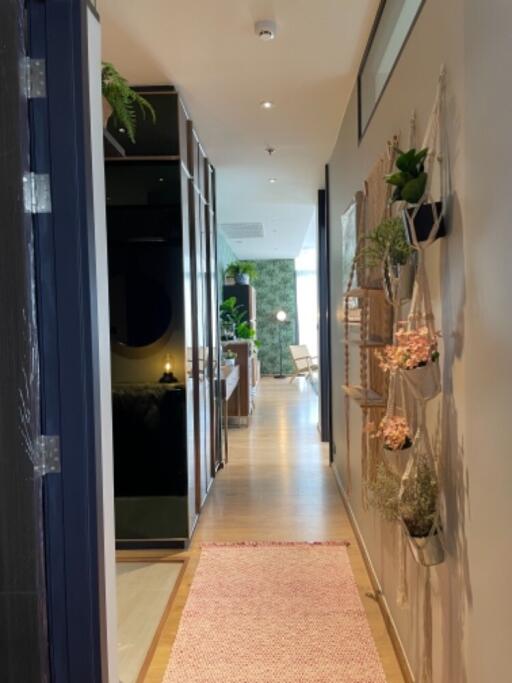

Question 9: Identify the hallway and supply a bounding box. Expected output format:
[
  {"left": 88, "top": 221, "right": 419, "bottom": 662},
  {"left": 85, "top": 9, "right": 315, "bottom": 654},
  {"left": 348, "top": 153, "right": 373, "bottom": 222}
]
[{"left": 133, "top": 378, "right": 404, "bottom": 682}]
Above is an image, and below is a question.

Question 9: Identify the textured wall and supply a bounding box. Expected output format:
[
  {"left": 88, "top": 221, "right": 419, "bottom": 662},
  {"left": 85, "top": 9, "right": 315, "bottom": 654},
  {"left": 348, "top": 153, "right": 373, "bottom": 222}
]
[
  {"left": 328, "top": 1, "right": 512, "bottom": 682},
  {"left": 252, "top": 260, "right": 298, "bottom": 375}
]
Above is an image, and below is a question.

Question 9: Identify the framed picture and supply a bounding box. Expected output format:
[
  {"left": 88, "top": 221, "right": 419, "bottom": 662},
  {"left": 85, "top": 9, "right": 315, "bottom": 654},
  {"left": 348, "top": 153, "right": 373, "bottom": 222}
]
[{"left": 341, "top": 191, "right": 364, "bottom": 299}]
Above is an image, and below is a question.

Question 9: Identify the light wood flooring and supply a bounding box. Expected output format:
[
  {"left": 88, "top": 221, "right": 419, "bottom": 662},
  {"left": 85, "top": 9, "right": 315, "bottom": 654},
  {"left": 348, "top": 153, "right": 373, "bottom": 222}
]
[{"left": 121, "top": 377, "right": 404, "bottom": 683}]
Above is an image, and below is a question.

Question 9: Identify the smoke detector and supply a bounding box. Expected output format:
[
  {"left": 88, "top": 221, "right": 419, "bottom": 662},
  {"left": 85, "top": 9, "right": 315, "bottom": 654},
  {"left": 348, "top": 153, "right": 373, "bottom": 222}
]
[{"left": 255, "top": 20, "right": 277, "bottom": 41}]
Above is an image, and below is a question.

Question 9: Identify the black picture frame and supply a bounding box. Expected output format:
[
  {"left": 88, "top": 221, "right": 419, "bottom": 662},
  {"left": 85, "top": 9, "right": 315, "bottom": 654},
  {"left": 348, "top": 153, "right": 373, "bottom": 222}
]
[{"left": 357, "top": 0, "right": 426, "bottom": 142}]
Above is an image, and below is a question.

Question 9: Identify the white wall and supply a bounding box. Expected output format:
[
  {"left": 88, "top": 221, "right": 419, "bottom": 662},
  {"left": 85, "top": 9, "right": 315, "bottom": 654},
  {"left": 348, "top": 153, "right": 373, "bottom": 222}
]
[
  {"left": 87, "top": 9, "right": 119, "bottom": 682},
  {"left": 328, "top": 1, "right": 512, "bottom": 681}
]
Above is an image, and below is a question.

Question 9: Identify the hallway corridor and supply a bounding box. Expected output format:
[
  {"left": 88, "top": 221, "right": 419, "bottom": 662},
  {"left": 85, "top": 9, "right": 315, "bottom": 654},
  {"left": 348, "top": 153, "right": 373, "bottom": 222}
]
[{"left": 132, "top": 378, "right": 404, "bottom": 682}]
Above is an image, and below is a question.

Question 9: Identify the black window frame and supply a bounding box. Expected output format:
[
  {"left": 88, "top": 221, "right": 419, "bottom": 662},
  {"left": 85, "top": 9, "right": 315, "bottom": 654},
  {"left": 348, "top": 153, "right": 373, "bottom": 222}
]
[{"left": 357, "top": 0, "right": 426, "bottom": 141}]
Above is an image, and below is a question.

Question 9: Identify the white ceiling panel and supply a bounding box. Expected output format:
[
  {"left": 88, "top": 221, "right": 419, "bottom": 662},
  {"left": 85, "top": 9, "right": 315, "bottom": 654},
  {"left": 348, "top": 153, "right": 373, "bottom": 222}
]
[{"left": 98, "top": 0, "right": 379, "bottom": 258}]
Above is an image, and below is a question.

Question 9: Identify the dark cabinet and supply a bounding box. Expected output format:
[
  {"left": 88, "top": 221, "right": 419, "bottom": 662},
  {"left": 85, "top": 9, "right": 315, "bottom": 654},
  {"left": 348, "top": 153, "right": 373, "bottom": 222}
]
[{"left": 105, "top": 87, "right": 220, "bottom": 546}]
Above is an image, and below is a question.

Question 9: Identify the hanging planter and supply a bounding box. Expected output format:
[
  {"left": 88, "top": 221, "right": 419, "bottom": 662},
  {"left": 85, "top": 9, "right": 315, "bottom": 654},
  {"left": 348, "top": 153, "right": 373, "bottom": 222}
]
[
  {"left": 403, "top": 201, "right": 446, "bottom": 245},
  {"left": 383, "top": 439, "right": 413, "bottom": 477},
  {"left": 402, "top": 358, "right": 441, "bottom": 402},
  {"left": 404, "top": 526, "right": 444, "bottom": 567},
  {"left": 383, "top": 259, "right": 415, "bottom": 304},
  {"left": 398, "top": 434, "right": 444, "bottom": 567}
]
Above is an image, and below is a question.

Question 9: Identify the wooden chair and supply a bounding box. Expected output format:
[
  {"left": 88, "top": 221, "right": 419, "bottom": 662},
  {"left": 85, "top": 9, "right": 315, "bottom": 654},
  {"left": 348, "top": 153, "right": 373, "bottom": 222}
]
[{"left": 288, "top": 345, "right": 318, "bottom": 384}]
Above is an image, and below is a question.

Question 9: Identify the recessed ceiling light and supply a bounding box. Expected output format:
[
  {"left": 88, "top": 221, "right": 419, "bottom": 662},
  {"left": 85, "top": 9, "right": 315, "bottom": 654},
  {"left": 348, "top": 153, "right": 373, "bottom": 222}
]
[
  {"left": 260, "top": 100, "right": 274, "bottom": 110},
  {"left": 269, "top": 178, "right": 277, "bottom": 184},
  {"left": 158, "top": 177, "right": 164, "bottom": 182}
]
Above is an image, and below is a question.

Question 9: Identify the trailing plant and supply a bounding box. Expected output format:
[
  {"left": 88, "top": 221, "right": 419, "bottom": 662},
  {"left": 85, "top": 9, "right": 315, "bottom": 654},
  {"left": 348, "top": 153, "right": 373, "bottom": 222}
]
[
  {"left": 358, "top": 217, "right": 412, "bottom": 268},
  {"left": 376, "top": 326, "right": 440, "bottom": 372},
  {"left": 225, "top": 260, "right": 258, "bottom": 282},
  {"left": 224, "top": 349, "right": 237, "bottom": 360},
  {"left": 368, "top": 464, "right": 400, "bottom": 522},
  {"left": 385, "top": 147, "right": 429, "bottom": 204},
  {"left": 101, "top": 62, "right": 156, "bottom": 143},
  {"left": 235, "top": 321, "right": 261, "bottom": 348}
]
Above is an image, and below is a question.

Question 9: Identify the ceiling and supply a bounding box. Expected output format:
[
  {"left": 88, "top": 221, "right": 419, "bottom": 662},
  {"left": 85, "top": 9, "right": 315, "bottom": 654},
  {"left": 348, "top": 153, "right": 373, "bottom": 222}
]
[{"left": 98, "top": 0, "right": 379, "bottom": 259}]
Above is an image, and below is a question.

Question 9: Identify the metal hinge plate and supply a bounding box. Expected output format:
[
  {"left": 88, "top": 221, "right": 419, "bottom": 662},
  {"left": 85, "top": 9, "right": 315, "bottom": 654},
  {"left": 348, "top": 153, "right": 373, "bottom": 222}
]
[
  {"left": 23, "top": 172, "right": 52, "bottom": 214},
  {"left": 22, "top": 57, "right": 47, "bottom": 99},
  {"left": 35, "top": 435, "right": 61, "bottom": 476}
]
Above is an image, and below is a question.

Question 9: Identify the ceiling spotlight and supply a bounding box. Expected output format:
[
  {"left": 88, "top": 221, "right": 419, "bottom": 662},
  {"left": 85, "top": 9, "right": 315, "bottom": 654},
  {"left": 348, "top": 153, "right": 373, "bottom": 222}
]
[
  {"left": 260, "top": 100, "right": 274, "bottom": 109},
  {"left": 269, "top": 178, "right": 277, "bottom": 184},
  {"left": 255, "top": 19, "right": 277, "bottom": 41},
  {"left": 265, "top": 147, "right": 276, "bottom": 156}
]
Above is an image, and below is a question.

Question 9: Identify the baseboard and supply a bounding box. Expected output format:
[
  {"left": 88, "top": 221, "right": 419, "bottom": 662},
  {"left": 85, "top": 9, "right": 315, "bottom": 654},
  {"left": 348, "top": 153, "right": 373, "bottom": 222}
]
[{"left": 331, "top": 463, "right": 415, "bottom": 683}]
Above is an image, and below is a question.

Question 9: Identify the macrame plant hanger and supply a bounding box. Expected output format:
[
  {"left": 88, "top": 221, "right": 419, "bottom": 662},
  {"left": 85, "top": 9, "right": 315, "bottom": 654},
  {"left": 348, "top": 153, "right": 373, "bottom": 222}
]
[{"left": 397, "top": 66, "right": 448, "bottom": 683}]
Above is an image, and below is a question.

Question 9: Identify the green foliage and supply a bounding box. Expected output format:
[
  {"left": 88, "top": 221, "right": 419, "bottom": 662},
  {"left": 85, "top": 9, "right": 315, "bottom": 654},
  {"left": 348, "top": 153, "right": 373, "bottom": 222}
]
[
  {"left": 235, "top": 321, "right": 261, "bottom": 348},
  {"left": 224, "top": 349, "right": 237, "bottom": 359},
  {"left": 368, "top": 464, "right": 400, "bottom": 521},
  {"left": 220, "top": 296, "right": 246, "bottom": 327},
  {"left": 368, "top": 457, "right": 439, "bottom": 538},
  {"left": 101, "top": 62, "right": 156, "bottom": 144},
  {"left": 225, "top": 260, "right": 258, "bottom": 282},
  {"left": 385, "top": 147, "right": 429, "bottom": 204},
  {"left": 358, "top": 217, "right": 412, "bottom": 268},
  {"left": 399, "top": 457, "right": 438, "bottom": 538}
]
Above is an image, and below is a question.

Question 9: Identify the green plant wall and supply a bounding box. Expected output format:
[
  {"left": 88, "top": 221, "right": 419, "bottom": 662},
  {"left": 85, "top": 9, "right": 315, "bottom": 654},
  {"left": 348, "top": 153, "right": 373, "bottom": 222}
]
[{"left": 249, "top": 260, "right": 298, "bottom": 375}]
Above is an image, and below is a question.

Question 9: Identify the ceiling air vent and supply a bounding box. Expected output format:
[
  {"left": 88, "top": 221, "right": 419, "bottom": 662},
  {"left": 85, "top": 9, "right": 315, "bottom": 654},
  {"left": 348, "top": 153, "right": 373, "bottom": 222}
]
[{"left": 220, "top": 222, "right": 264, "bottom": 239}]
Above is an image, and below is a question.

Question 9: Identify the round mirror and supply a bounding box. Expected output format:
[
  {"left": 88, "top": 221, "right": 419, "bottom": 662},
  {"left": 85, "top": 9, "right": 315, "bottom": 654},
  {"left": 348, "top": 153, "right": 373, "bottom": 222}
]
[{"left": 109, "top": 272, "right": 172, "bottom": 348}]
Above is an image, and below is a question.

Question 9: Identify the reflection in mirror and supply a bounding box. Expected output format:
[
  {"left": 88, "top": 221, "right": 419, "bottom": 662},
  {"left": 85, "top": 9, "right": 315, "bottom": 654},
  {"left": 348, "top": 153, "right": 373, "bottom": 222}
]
[{"left": 110, "top": 272, "right": 172, "bottom": 347}]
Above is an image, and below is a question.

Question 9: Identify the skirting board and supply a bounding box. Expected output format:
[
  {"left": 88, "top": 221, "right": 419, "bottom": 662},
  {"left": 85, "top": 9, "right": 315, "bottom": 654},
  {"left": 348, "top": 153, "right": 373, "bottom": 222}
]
[{"left": 331, "top": 462, "right": 415, "bottom": 683}]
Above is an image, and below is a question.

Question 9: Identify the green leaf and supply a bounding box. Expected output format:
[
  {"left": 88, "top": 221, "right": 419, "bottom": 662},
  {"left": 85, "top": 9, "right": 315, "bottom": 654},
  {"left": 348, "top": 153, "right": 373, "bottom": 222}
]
[
  {"left": 396, "top": 149, "right": 417, "bottom": 173},
  {"left": 401, "top": 172, "right": 427, "bottom": 204}
]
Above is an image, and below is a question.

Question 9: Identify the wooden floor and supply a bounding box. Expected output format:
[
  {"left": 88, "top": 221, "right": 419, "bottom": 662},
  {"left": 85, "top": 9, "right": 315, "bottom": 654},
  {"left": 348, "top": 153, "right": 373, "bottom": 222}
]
[{"left": 132, "top": 377, "right": 404, "bottom": 683}]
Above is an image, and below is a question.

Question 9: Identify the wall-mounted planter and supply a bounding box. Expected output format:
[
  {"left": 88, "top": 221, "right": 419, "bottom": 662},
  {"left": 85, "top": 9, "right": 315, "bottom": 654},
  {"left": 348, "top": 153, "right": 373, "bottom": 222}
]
[
  {"left": 406, "top": 528, "right": 444, "bottom": 566},
  {"left": 403, "top": 201, "right": 446, "bottom": 244},
  {"left": 235, "top": 273, "right": 250, "bottom": 285},
  {"left": 402, "top": 360, "right": 441, "bottom": 402}
]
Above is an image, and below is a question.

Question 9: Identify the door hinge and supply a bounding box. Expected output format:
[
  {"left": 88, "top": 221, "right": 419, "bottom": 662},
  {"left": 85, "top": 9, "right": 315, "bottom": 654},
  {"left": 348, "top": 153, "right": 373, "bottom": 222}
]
[
  {"left": 35, "top": 435, "right": 61, "bottom": 476},
  {"left": 22, "top": 57, "right": 47, "bottom": 99},
  {"left": 23, "top": 172, "right": 52, "bottom": 214}
]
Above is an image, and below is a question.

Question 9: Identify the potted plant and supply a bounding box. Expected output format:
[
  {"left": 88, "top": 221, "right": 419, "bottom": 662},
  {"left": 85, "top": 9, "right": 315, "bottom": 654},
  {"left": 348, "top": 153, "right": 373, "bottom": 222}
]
[
  {"left": 358, "top": 217, "right": 414, "bottom": 303},
  {"left": 368, "top": 459, "right": 444, "bottom": 567},
  {"left": 372, "top": 414, "right": 413, "bottom": 476},
  {"left": 223, "top": 349, "right": 237, "bottom": 367},
  {"left": 225, "top": 261, "right": 258, "bottom": 285},
  {"left": 376, "top": 326, "right": 441, "bottom": 401},
  {"left": 385, "top": 147, "right": 446, "bottom": 244},
  {"left": 101, "top": 62, "right": 156, "bottom": 143},
  {"left": 220, "top": 296, "right": 246, "bottom": 340},
  {"left": 398, "top": 455, "right": 444, "bottom": 566}
]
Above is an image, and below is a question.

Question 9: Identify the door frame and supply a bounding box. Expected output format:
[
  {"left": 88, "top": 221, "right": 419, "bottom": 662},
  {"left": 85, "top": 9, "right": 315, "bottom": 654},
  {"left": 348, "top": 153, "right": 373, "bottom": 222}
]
[
  {"left": 318, "top": 166, "right": 333, "bottom": 452},
  {"left": 28, "top": 0, "right": 108, "bottom": 679}
]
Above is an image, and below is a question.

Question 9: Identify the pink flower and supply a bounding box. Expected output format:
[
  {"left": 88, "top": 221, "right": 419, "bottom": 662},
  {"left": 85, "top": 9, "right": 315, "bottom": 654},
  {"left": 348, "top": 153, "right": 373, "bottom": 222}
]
[
  {"left": 376, "top": 327, "right": 440, "bottom": 372},
  {"left": 371, "top": 415, "right": 412, "bottom": 451}
]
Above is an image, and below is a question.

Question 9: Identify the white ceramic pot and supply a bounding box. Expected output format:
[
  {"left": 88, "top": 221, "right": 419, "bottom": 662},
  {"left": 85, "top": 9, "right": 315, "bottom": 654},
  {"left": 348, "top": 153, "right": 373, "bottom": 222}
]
[
  {"left": 224, "top": 358, "right": 236, "bottom": 367},
  {"left": 402, "top": 360, "right": 441, "bottom": 402},
  {"left": 406, "top": 529, "right": 444, "bottom": 566}
]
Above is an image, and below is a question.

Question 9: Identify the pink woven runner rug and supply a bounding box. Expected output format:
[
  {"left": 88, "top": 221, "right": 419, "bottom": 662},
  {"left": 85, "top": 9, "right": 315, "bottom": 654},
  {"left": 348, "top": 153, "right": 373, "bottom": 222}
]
[{"left": 163, "top": 542, "right": 386, "bottom": 682}]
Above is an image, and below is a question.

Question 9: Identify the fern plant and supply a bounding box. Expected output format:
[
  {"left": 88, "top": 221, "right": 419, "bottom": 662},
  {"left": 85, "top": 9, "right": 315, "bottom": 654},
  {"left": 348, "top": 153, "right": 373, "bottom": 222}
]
[{"left": 101, "top": 62, "right": 156, "bottom": 143}]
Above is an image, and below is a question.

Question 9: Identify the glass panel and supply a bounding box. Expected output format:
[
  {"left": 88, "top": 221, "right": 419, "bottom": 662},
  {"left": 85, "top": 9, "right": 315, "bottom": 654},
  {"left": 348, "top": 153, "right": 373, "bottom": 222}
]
[
  {"left": 0, "top": 1, "right": 49, "bottom": 680},
  {"left": 359, "top": 0, "right": 424, "bottom": 134}
]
